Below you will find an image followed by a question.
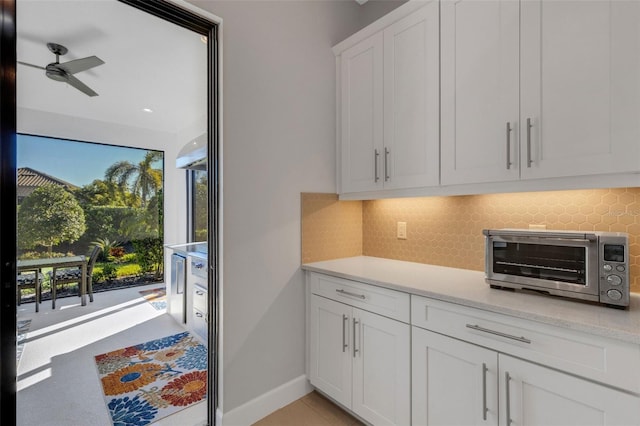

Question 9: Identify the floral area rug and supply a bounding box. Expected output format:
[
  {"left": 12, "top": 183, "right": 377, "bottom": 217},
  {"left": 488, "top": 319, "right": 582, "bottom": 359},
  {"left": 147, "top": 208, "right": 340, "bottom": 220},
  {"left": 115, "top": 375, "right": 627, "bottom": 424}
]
[
  {"left": 94, "top": 331, "right": 207, "bottom": 425},
  {"left": 17, "top": 319, "right": 31, "bottom": 365},
  {"left": 138, "top": 287, "right": 167, "bottom": 311}
]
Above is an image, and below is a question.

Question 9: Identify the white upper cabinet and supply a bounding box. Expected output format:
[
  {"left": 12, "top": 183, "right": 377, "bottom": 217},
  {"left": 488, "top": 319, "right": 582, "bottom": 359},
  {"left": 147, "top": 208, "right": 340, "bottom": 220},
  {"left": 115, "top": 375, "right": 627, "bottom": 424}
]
[
  {"left": 340, "top": 32, "right": 384, "bottom": 193},
  {"left": 520, "top": 0, "right": 640, "bottom": 179},
  {"left": 337, "top": 1, "right": 439, "bottom": 194},
  {"left": 382, "top": 4, "right": 439, "bottom": 190},
  {"left": 442, "top": 0, "right": 640, "bottom": 185},
  {"left": 441, "top": 0, "right": 520, "bottom": 185}
]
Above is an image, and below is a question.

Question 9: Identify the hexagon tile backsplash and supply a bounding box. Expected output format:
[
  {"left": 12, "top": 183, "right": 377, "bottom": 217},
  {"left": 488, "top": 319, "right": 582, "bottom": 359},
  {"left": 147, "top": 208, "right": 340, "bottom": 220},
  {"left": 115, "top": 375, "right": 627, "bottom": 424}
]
[{"left": 302, "top": 188, "right": 640, "bottom": 293}]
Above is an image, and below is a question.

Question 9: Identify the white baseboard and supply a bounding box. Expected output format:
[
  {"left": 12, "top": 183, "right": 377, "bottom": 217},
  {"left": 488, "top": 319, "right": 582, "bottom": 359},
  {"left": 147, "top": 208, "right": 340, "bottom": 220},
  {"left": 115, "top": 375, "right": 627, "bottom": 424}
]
[{"left": 221, "top": 375, "right": 313, "bottom": 426}]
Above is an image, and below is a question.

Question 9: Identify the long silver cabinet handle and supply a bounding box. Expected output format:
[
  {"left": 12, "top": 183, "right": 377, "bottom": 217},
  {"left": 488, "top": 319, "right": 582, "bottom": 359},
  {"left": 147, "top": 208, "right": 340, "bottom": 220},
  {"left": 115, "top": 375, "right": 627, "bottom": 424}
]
[
  {"left": 384, "top": 147, "right": 390, "bottom": 181},
  {"left": 526, "top": 117, "right": 533, "bottom": 167},
  {"left": 506, "top": 122, "right": 512, "bottom": 170},
  {"left": 465, "top": 324, "right": 531, "bottom": 344},
  {"left": 505, "top": 371, "right": 512, "bottom": 426},
  {"left": 342, "top": 314, "right": 348, "bottom": 353},
  {"left": 336, "top": 289, "right": 366, "bottom": 299},
  {"left": 482, "top": 363, "right": 488, "bottom": 421},
  {"left": 374, "top": 149, "right": 380, "bottom": 182},
  {"left": 353, "top": 318, "right": 359, "bottom": 358}
]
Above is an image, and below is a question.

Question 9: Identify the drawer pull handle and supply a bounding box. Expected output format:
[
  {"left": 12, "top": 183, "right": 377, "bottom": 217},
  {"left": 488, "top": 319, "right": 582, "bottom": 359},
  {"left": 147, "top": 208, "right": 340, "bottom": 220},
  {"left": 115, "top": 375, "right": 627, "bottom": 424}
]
[
  {"left": 195, "top": 291, "right": 205, "bottom": 296},
  {"left": 465, "top": 324, "right": 531, "bottom": 344},
  {"left": 505, "top": 371, "right": 512, "bottom": 426},
  {"left": 482, "top": 363, "right": 488, "bottom": 421},
  {"left": 342, "top": 314, "right": 348, "bottom": 353},
  {"left": 526, "top": 117, "right": 533, "bottom": 167},
  {"left": 353, "top": 318, "right": 359, "bottom": 358},
  {"left": 505, "top": 121, "right": 512, "bottom": 170},
  {"left": 195, "top": 312, "right": 203, "bottom": 318},
  {"left": 384, "top": 147, "right": 390, "bottom": 181},
  {"left": 336, "top": 289, "right": 366, "bottom": 299}
]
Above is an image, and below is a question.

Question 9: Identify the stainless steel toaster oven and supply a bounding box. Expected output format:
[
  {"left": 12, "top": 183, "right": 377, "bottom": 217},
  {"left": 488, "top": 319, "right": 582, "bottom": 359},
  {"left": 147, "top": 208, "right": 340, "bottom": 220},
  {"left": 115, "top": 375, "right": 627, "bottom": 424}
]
[{"left": 483, "top": 229, "right": 630, "bottom": 308}]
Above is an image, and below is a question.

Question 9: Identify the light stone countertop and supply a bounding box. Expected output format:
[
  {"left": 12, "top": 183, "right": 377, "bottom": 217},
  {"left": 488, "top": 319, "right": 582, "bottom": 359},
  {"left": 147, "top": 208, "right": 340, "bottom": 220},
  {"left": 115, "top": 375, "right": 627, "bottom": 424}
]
[{"left": 302, "top": 256, "right": 640, "bottom": 345}]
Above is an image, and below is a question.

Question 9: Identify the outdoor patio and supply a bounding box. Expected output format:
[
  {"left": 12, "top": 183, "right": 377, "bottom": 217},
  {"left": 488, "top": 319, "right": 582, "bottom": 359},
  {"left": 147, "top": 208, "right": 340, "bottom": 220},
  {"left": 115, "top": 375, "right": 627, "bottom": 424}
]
[{"left": 16, "top": 281, "right": 206, "bottom": 425}]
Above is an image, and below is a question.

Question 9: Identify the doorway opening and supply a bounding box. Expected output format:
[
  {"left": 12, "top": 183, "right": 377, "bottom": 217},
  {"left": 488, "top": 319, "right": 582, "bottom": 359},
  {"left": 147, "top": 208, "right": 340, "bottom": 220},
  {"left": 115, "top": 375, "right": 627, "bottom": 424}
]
[{"left": 4, "top": 0, "right": 221, "bottom": 424}]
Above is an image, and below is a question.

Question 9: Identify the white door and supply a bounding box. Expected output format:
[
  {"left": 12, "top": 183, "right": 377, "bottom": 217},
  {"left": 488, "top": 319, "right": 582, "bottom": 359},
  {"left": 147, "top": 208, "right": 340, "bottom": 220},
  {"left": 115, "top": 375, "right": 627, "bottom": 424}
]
[
  {"left": 309, "top": 295, "right": 352, "bottom": 408},
  {"left": 383, "top": 1, "right": 439, "bottom": 190},
  {"left": 520, "top": 0, "right": 640, "bottom": 179},
  {"left": 440, "top": 0, "right": 520, "bottom": 185},
  {"left": 340, "top": 32, "right": 384, "bottom": 193},
  {"left": 352, "top": 308, "right": 410, "bottom": 426},
  {"left": 412, "top": 327, "right": 498, "bottom": 426},
  {"left": 500, "top": 355, "right": 640, "bottom": 425}
]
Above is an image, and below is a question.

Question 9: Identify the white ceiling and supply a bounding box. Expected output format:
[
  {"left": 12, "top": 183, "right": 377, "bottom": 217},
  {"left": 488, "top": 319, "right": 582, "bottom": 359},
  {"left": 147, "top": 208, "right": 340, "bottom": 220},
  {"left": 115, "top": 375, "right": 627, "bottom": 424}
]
[{"left": 17, "top": 0, "right": 207, "bottom": 135}]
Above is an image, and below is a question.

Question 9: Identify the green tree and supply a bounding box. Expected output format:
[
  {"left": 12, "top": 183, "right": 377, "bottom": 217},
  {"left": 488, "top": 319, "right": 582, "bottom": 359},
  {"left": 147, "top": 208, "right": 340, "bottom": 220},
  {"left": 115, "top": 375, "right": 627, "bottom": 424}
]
[
  {"left": 18, "top": 185, "right": 87, "bottom": 255},
  {"left": 75, "top": 179, "right": 136, "bottom": 207},
  {"left": 104, "top": 151, "right": 163, "bottom": 208}
]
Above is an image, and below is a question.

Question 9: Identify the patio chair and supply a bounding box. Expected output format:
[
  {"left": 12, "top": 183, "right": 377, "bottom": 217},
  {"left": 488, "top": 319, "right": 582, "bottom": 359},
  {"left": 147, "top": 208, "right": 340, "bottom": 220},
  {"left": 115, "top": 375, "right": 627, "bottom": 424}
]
[
  {"left": 48, "top": 245, "right": 101, "bottom": 309},
  {"left": 17, "top": 271, "right": 44, "bottom": 311}
]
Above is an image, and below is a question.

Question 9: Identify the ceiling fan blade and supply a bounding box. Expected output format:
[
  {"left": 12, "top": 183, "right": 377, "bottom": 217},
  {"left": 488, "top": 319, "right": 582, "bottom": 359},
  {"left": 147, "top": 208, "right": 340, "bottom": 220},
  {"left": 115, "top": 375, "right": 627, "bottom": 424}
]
[
  {"left": 66, "top": 73, "right": 98, "bottom": 97},
  {"left": 58, "top": 56, "right": 104, "bottom": 75},
  {"left": 18, "top": 61, "right": 45, "bottom": 70}
]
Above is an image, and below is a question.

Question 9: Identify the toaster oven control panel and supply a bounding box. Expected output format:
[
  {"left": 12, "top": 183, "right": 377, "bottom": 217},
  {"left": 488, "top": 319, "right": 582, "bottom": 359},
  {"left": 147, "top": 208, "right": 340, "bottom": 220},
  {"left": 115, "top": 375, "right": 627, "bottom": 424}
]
[{"left": 599, "top": 241, "right": 629, "bottom": 308}]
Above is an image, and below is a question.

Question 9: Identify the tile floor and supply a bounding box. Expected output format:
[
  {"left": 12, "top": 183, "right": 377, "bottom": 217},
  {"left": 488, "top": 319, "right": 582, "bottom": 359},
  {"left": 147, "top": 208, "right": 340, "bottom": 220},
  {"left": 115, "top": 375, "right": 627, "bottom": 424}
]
[{"left": 253, "top": 391, "right": 363, "bottom": 426}]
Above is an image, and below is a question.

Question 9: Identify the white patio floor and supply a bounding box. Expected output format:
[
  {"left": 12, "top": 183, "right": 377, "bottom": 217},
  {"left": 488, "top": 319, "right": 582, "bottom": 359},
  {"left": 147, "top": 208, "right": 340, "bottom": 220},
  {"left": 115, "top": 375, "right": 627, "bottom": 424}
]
[{"left": 16, "top": 282, "right": 207, "bottom": 426}]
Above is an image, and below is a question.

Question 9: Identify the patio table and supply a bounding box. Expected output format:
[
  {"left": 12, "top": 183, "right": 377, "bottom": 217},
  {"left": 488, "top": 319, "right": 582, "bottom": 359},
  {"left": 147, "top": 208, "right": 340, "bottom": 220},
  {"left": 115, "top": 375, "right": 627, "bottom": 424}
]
[{"left": 17, "top": 255, "right": 87, "bottom": 311}]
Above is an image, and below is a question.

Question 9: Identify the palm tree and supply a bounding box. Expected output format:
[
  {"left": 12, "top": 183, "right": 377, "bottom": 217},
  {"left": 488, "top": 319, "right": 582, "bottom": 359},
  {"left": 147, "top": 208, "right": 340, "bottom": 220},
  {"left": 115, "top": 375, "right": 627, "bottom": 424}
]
[{"left": 105, "top": 151, "right": 163, "bottom": 208}]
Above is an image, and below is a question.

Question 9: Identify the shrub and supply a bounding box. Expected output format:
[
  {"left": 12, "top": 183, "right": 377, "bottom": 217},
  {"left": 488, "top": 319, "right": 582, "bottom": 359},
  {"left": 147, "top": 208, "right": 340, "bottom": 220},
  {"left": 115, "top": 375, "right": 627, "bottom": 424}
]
[
  {"left": 132, "top": 237, "right": 163, "bottom": 278},
  {"left": 19, "top": 251, "right": 73, "bottom": 260},
  {"left": 91, "top": 238, "right": 121, "bottom": 262},
  {"left": 120, "top": 253, "right": 136, "bottom": 263},
  {"left": 116, "top": 263, "right": 142, "bottom": 277},
  {"left": 101, "top": 264, "right": 118, "bottom": 282},
  {"left": 109, "top": 246, "right": 126, "bottom": 259}
]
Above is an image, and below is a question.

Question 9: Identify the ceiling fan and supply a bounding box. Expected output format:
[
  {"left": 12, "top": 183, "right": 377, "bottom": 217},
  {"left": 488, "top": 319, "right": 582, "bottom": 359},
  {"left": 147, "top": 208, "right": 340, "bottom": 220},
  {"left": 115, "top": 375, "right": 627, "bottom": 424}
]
[{"left": 18, "top": 42, "right": 105, "bottom": 97}]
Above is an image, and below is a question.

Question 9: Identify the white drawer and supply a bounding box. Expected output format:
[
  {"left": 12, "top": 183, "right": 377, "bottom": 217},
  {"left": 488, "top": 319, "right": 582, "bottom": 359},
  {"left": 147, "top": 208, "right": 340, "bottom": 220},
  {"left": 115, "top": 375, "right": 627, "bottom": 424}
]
[
  {"left": 411, "top": 295, "right": 640, "bottom": 394},
  {"left": 192, "top": 308, "right": 207, "bottom": 344},
  {"left": 309, "top": 272, "right": 409, "bottom": 323},
  {"left": 193, "top": 285, "right": 207, "bottom": 313}
]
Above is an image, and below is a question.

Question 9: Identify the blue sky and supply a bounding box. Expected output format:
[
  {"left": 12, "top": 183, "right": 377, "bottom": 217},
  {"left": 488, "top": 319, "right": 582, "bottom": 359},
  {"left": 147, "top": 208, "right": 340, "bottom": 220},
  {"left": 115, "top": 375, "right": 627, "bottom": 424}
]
[{"left": 17, "top": 134, "right": 163, "bottom": 187}]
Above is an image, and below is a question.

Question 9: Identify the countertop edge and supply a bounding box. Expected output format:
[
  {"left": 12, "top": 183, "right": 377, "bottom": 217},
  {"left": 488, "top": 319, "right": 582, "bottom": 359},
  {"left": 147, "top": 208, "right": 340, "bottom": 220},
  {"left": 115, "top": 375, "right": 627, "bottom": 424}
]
[{"left": 302, "top": 258, "right": 640, "bottom": 345}]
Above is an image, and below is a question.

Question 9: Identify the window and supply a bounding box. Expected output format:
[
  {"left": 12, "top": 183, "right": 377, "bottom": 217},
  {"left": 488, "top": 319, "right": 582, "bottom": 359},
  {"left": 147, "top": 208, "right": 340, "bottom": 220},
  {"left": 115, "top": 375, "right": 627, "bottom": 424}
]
[{"left": 189, "top": 169, "right": 208, "bottom": 242}]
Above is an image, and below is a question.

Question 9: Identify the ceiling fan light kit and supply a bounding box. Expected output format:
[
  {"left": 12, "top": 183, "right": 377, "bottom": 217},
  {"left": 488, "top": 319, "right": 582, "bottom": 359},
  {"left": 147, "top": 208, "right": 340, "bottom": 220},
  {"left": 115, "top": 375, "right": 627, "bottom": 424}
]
[{"left": 18, "top": 42, "right": 105, "bottom": 97}]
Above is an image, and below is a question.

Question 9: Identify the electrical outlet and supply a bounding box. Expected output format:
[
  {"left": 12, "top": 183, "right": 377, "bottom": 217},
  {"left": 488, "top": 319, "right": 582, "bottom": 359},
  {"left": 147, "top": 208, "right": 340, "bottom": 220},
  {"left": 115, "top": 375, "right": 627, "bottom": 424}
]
[
  {"left": 529, "top": 224, "right": 546, "bottom": 230},
  {"left": 397, "top": 222, "right": 407, "bottom": 239}
]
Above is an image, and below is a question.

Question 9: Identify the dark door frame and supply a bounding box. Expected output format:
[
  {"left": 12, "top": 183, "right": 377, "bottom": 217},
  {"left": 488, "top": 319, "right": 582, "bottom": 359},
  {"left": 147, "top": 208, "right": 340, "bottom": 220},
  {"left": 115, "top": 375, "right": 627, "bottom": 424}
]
[{"left": 0, "top": 1, "right": 220, "bottom": 424}]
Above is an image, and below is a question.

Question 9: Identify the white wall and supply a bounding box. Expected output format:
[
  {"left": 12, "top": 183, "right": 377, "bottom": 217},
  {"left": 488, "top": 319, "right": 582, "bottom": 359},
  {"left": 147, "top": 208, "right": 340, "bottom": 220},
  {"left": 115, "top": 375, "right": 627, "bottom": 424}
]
[
  {"left": 17, "top": 107, "right": 188, "bottom": 252},
  {"left": 189, "top": 0, "right": 404, "bottom": 414}
]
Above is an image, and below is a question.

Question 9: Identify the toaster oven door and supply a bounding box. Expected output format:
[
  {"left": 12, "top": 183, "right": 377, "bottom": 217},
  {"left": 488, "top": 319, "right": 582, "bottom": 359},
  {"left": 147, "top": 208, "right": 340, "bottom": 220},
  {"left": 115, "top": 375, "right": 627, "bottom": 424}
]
[{"left": 486, "top": 233, "right": 600, "bottom": 297}]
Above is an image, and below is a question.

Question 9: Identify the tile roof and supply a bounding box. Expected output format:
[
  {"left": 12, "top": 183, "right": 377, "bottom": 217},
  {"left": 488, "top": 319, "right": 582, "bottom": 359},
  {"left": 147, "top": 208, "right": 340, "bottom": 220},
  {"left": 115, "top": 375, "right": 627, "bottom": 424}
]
[{"left": 17, "top": 167, "right": 79, "bottom": 198}]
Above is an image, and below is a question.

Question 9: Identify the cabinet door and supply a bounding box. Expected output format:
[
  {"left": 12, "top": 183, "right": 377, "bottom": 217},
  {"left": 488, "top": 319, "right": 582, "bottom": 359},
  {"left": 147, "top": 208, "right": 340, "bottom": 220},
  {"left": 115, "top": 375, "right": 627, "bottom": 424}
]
[
  {"left": 520, "top": 0, "right": 640, "bottom": 179},
  {"left": 340, "top": 32, "right": 384, "bottom": 193},
  {"left": 309, "top": 295, "right": 352, "bottom": 408},
  {"left": 440, "top": 0, "right": 520, "bottom": 185},
  {"left": 500, "top": 355, "right": 640, "bottom": 426},
  {"left": 383, "top": 1, "right": 439, "bottom": 190},
  {"left": 412, "top": 327, "right": 498, "bottom": 426},
  {"left": 352, "top": 308, "right": 410, "bottom": 426}
]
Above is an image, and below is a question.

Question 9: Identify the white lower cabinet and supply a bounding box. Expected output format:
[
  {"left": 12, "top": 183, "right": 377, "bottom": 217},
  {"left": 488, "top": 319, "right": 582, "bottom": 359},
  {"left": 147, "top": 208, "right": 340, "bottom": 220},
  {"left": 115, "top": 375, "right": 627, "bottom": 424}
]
[
  {"left": 500, "top": 355, "right": 640, "bottom": 426},
  {"left": 412, "top": 327, "right": 498, "bottom": 425},
  {"left": 309, "top": 294, "right": 410, "bottom": 425},
  {"left": 412, "top": 326, "right": 640, "bottom": 426},
  {"left": 308, "top": 272, "right": 640, "bottom": 425}
]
